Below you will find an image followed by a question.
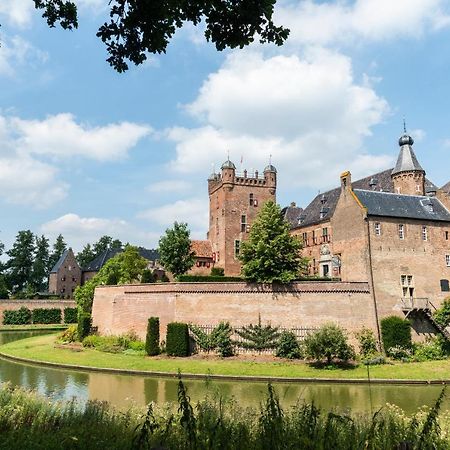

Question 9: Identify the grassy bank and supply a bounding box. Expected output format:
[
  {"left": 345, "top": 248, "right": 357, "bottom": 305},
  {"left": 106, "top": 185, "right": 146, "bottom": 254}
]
[
  {"left": 2, "top": 334, "right": 450, "bottom": 381},
  {"left": 0, "top": 380, "right": 449, "bottom": 449},
  {"left": 0, "top": 324, "right": 68, "bottom": 331}
]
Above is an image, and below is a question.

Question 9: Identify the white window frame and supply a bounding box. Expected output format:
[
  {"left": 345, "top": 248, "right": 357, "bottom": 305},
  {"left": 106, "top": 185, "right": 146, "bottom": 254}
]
[
  {"left": 422, "top": 225, "right": 428, "bottom": 241},
  {"left": 234, "top": 240, "right": 241, "bottom": 258},
  {"left": 240, "top": 214, "right": 247, "bottom": 232},
  {"left": 398, "top": 224, "right": 405, "bottom": 240},
  {"left": 446, "top": 255, "right": 450, "bottom": 267},
  {"left": 374, "top": 222, "right": 381, "bottom": 236}
]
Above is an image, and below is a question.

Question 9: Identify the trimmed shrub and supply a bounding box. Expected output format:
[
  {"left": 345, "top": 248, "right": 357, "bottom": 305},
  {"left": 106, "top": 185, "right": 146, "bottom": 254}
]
[
  {"left": 166, "top": 322, "right": 190, "bottom": 356},
  {"left": 235, "top": 317, "right": 280, "bottom": 353},
  {"left": 275, "top": 331, "right": 302, "bottom": 359},
  {"left": 64, "top": 307, "right": 78, "bottom": 324},
  {"left": 145, "top": 317, "right": 160, "bottom": 356},
  {"left": 31, "top": 308, "right": 62, "bottom": 324},
  {"left": 57, "top": 325, "right": 78, "bottom": 343},
  {"left": 3, "top": 307, "right": 32, "bottom": 325},
  {"left": 380, "top": 316, "right": 412, "bottom": 353},
  {"left": 211, "top": 322, "right": 234, "bottom": 357},
  {"left": 210, "top": 267, "right": 225, "bottom": 276},
  {"left": 77, "top": 312, "right": 92, "bottom": 341},
  {"left": 355, "top": 327, "right": 378, "bottom": 358},
  {"left": 304, "top": 323, "right": 355, "bottom": 364},
  {"left": 177, "top": 275, "right": 243, "bottom": 282}
]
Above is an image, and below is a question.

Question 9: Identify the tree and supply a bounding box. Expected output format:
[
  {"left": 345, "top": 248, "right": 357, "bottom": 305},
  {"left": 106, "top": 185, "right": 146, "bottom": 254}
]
[
  {"left": 236, "top": 315, "right": 280, "bottom": 353},
  {"left": 31, "top": 235, "right": 50, "bottom": 292},
  {"left": 6, "top": 230, "right": 36, "bottom": 293},
  {"left": 303, "top": 323, "right": 355, "bottom": 364},
  {"left": 0, "top": 240, "right": 7, "bottom": 298},
  {"left": 49, "top": 234, "right": 67, "bottom": 270},
  {"left": 76, "top": 243, "right": 96, "bottom": 268},
  {"left": 240, "top": 200, "right": 308, "bottom": 283},
  {"left": 158, "top": 222, "right": 195, "bottom": 278},
  {"left": 26, "top": 1, "right": 289, "bottom": 73}
]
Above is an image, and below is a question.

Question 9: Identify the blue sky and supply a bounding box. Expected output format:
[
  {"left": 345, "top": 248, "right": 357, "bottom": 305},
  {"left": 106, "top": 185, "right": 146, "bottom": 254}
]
[{"left": 1, "top": 0, "right": 450, "bottom": 252}]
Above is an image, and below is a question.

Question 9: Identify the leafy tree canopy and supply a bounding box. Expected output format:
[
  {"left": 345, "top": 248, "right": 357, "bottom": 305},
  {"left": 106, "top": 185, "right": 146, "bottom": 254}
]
[
  {"left": 158, "top": 222, "right": 195, "bottom": 278},
  {"left": 240, "top": 200, "right": 308, "bottom": 283},
  {"left": 31, "top": 235, "right": 50, "bottom": 292},
  {"left": 25, "top": 0, "right": 289, "bottom": 72},
  {"left": 49, "top": 234, "right": 67, "bottom": 271},
  {"left": 76, "top": 243, "right": 96, "bottom": 268}
]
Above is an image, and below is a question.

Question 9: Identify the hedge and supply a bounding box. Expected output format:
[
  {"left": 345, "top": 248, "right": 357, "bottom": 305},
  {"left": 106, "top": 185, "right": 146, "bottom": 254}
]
[
  {"left": 177, "top": 275, "right": 243, "bottom": 282},
  {"left": 2, "top": 307, "right": 32, "bottom": 325},
  {"left": 64, "top": 307, "right": 78, "bottom": 324},
  {"left": 31, "top": 308, "right": 62, "bottom": 324},
  {"left": 166, "top": 322, "right": 190, "bottom": 356},
  {"left": 380, "top": 316, "right": 412, "bottom": 352},
  {"left": 78, "top": 312, "right": 92, "bottom": 341},
  {"left": 145, "top": 317, "right": 160, "bottom": 356}
]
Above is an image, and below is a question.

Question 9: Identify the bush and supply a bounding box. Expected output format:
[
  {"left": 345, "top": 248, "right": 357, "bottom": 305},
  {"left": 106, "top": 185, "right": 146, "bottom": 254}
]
[
  {"left": 189, "top": 324, "right": 215, "bottom": 353},
  {"left": 146, "top": 317, "right": 160, "bottom": 356},
  {"left": 275, "top": 331, "right": 302, "bottom": 359},
  {"left": 166, "top": 322, "right": 190, "bottom": 356},
  {"left": 77, "top": 312, "right": 92, "bottom": 341},
  {"left": 64, "top": 307, "right": 78, "bottom": 324},
  {"left": 303, "top": 323, "right": 355, "bottom": 364},
  {"left": 58, "top": 325, "right": 78, "bottom": 343},
  {"left": 210, "top": 267, "right": 225, "bottom": 276},
  {"left": 3, "top": 307, "right": 32, "bottom": 325},
  {"left": 211, "top": 322, "right": 234, "bottom": 357},
  {"left": 235, "top": 317, "right": 280, "bottom": 353},
  {"left": 380, "top": 316, "right": 412, "bottom": 353},
  {"left": 413, "top": 336, "right": 450, "bottom": 362},
  {"left": 433, "top": 298, "right": 450, "bottom": 328},
  {"left": 141, "top": 269, "right": 155, "bottom": 283},
  {"left": 387, "top": 345, "right": 413, "bottom": 361},
  {"left": 355, "top": 327, "right": 378, "bottom": 358},
  {"left": 177, "top": 275, "right": 243, "bottom": 282},
  {"left": 31, "top": 308, "right": 62, "bottom": 324}
]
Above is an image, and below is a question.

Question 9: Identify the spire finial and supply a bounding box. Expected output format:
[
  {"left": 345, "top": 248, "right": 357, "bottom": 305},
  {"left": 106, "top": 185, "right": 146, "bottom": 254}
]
[
  {"left": 269, "top": 154, "right": 272, "bottom": 165},
  {"left": 227, "top": 149, "right": 230, "bottom": 161},
  {"left": 403, "top": 117, "right": 407, "bottom": 134}
]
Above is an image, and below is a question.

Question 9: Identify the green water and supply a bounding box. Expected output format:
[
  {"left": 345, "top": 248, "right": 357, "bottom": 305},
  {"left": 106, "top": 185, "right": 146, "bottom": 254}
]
[{"left": 0, "top": 331, "right": 448, "bottom": 414}]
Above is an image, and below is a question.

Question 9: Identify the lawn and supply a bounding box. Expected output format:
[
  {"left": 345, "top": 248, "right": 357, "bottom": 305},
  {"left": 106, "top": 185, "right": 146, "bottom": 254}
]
[
  {"left": 2, "top": 333, "right": 450, "bottom": 381},
  {"left": 0, "top": 324, "right": 68, "bottom": 331}
]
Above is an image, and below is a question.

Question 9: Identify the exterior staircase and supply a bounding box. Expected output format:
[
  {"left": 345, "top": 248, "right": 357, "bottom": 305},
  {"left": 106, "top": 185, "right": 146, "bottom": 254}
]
[{"left": 401, "top": 297, "right": 450, "bottom": 341}]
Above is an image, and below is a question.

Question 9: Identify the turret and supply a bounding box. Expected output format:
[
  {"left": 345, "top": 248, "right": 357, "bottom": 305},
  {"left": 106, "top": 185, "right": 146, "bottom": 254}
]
[
  {"left": 391, "top": 128, "right": 425, "bottom": 196},
  {"left": 221, "top": 158, "right": 236, "bottom": 185},
  {"left": 264, "top": 163, "right": 277, "bottom": 190}
]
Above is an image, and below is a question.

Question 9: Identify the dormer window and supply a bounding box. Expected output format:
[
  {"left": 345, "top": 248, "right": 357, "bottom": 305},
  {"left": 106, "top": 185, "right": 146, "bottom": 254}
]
[{"left": 422, "top": 226, "right": 428, "bottom": 241}]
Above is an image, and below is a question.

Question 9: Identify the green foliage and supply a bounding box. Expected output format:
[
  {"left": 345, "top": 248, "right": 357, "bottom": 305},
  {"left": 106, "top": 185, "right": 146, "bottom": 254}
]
[
  {"left": 433, "top": 298, "right": 450, "bottom": 327},
  {"left": 236, "top": 316, "right": 280, "bottom": 352},
  {"left": 48, "top": 234, "right": 66, "bottom": 272},
  {"left": 0, "top": 274, "right": 9, "bottom": 299},
  {"left": 355, "top": 327, "right": 378, "bottom": 358},
  {"left": 189, "top": 324, "right": 216, "bottom": 353},
  {"left": 240, "top": 201, "right": 308, "bottom": 283},
  {"left": 413, "top": 336, "right": 450, "bottom": 362},
  {"left": 303, "top": 323, "right": 355, "bottom": 364},
  {"left": 57, "top": 324, "right": 78, "bottom": 343},
  {"left": 76, "top": 243, "right": 96, "bottom": 268},
  {"left": 210, "top": 267, "right": 225, "bottom": 276},
  {"left": 177, "top": 274, "right": 243, "bottom": 282},
  {"left": 31, "top": 308, "right": 62, "bottom": 324},
  {"left": 387, "top": 345, "right": 413, "bottom": 361},
  {"left": 30, "top": 235, "right": 50, "bottom": 292},
  {"left": 380, "top": 316, "right": 412, "bottom": 353},
  {"left": 81, "top": 331, "right": 145, "bottom": 354},
  {"left": 77, "top": 312, "right": 91, "bottom": 341},
  {"left": 146, "top": 317, "right": 160, "bottom": 356},
  {"left": 74, "top": 276, "right": 98, "bottom": 314},
  {"left": 166, "top": 322, "right": 190, "bottom": 357},
  {"left": 275, "top": 331, "right": 302, "bottom": 359},
  {"left": 158, "top": 222, "right": 195, "bottom": 278},
  {"left": 2, "top": 307, "right": 32, "bottom": 325},
  {"left": 141, "top": 269, "right": 156, "bottom": 283},
  {"left": 211, "top": 322, "right": 234, "bottom": 357},
  {"left": 63, "top": 307, "right": 77, "bottom": 324}
]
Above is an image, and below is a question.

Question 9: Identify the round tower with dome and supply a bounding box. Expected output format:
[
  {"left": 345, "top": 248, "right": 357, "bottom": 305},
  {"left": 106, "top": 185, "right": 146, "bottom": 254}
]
[{"left": 206, "top": 157, "right": 277, "bottom": 275}]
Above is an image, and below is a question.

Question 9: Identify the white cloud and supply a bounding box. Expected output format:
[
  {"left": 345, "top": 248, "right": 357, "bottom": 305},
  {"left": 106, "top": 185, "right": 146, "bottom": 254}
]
[
  {"left": 138, "top": 198, "right": 208, "bottom": 233},
  {"left": 2, "top": 113, "right": 151, "bottom": 161},
  {"left": 41, "top": 213, "right": 160, "bottom": 251},
  {"left": 276, "top": 0, "right": 450, "bottom": 47},
  {"left": 167, "top": 49, "right": 393, "bottom": 193},
  {"left": 0, "top": 35, "right": 48, "bottom": 77}
]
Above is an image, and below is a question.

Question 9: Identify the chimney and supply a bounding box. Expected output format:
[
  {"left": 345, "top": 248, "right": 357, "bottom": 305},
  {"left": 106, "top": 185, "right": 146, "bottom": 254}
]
[{"left": 340, "top": 171, "right": 352, "bottom": 191}]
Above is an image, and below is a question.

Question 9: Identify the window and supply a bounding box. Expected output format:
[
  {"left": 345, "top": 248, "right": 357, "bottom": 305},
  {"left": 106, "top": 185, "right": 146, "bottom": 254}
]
[
  {"left": 312, "top": 230, "right": 316, "bottom": 244},
  {"left": 440, "top": 279, "right": 450, "bottom": 292},
  {"left": 416, "top": 185, "right": 421, "bottom": 192},
  {"left": 401, "top": 274, "right": 414, "bottom": 298},
  {"left": 302, "top": 232, "right": 308, "bottom": 246},
  {"left": 398, "top": 224, "right": 405, "bottom": 240},
  {"left": 322, "top": 264, "right": 330, "bottom": 277},
  {"left": 249, "top": 193, "right": 254, "bottom": 206},
  {"left": 446, "top": 231, "right": 449, "bottom": 240},
  {"left": 241, "top": 215, "right": 247, "bottom": 232},
  {"left": 234, "top": 240, "right": 241, "bottom": 257},
  {"left": 216, "top": 217, "right": 219, "bottom": 235},
  {"left": 422, "top": 226, "right": 428, "bottom": 241},
  {"left": 446, "top": 255, "right": 450, "bottom": 267},
  {"left": 374, "top": 222, "right": 381, "bottom": 236}
]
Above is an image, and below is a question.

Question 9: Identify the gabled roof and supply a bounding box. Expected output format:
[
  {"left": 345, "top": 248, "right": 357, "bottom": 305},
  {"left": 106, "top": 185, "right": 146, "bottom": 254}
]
[
  {"left": 50, "top": 249, "right": 70, "bottom": 273},
  {"left": 281, "top": 204, "right": 304, "bottom": 228},
  {"left": 442, "top": 181, "right": 450, "bottom": 194},
  {"left": 82, "top": 247, "right": 159, "bottom": 272},
  {"left": 191, "top": 240, "right": 213, "bottom": 258},
  {"left": 353, "top": 189, "right": 450, "bottom": 222}
]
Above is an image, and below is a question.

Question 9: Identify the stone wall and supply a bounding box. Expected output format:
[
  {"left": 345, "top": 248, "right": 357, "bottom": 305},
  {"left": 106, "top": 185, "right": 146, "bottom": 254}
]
[
  {"left": 92, "top": 281, "right": 373, "bottom": 342},
  {"left": 0, "top": 299, "right": 76, "bottom": 324}
]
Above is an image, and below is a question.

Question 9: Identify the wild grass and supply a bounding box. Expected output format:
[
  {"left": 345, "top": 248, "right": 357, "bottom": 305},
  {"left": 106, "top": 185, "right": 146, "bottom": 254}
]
[{"left": 0, "top": 381, "right": 448, "bottom": 449}]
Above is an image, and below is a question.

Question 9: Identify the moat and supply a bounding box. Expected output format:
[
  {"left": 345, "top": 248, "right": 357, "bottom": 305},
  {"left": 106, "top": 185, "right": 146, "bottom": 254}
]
[{"left": 0, "top": 331, "right": 448, "bottom": 414}]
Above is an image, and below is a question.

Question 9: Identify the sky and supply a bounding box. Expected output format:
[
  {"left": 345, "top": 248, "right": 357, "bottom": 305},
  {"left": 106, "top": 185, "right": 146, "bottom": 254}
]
[{"left": 1, "top": 0, "right": 450, "bottom": 252}]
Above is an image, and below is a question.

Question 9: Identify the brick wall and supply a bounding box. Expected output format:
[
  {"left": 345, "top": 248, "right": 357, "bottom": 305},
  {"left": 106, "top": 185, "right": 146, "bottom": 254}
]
[
  {"left": 92, "top": 281, "right": 374, "bottom": 342},
  {"left": 0, "top": 299, "right": 76, "bottom": 324}
]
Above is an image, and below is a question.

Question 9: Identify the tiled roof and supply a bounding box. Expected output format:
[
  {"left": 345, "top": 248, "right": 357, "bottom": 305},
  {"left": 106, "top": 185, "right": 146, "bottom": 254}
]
[
  {"left": 191, "top": 240, "right": 213, "bottom": 258},
  {"left": 50, "top": 249, "right": 69, "bottom": 273},
  {"left": 392, "top": 144, "right": 424, "bottom": 175},
  {"left": 353, "top": 189, "right": 450, "bottom": 222},
  {"left": 83, "top": 247, "right": 159, "bottom": 272},
  {"left": 441, "top": 181, "right": 450, "bottom": 194},
  {"left": 281, "top": 204, "right": 304, "bottom": 227}
]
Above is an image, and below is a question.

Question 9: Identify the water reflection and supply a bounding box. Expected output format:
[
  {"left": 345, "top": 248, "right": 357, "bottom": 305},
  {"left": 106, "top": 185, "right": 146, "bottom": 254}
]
[{"left": 0, "top": 331, "right": 448, "bottom": 414}]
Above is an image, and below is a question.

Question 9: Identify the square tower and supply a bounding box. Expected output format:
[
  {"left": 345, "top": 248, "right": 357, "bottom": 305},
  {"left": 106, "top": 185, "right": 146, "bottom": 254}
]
[{"left": 207, "top": 159, "right": 277, "bottom": 276}]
